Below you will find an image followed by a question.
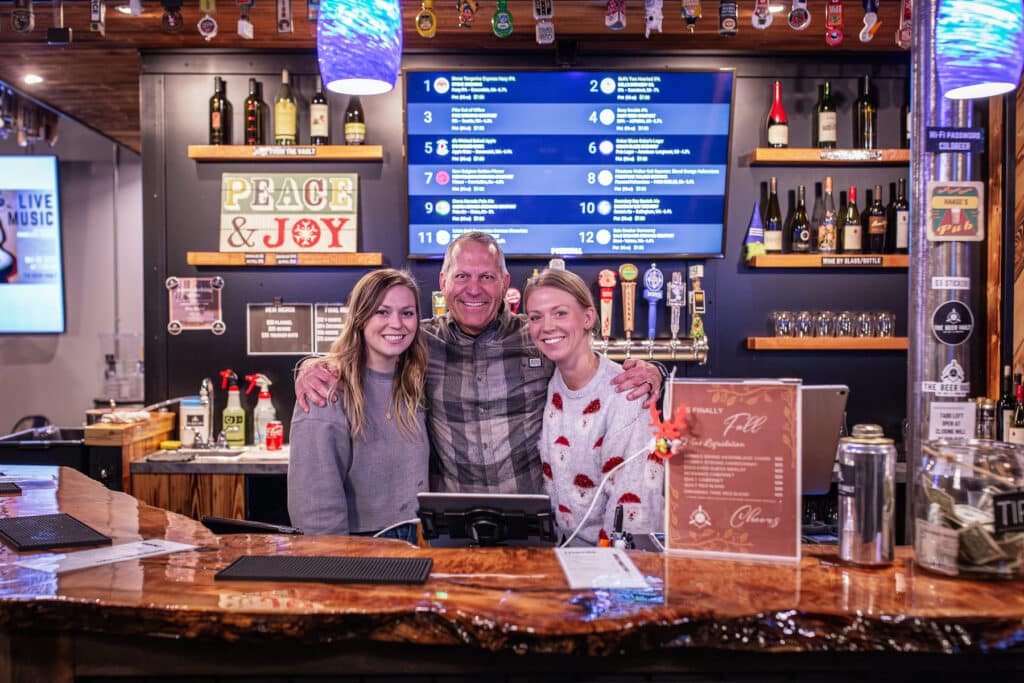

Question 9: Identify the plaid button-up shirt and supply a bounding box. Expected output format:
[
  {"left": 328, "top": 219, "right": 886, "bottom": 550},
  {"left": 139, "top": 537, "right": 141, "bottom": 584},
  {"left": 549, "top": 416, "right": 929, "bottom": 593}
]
[{"left": 421, "top": 307, "right": 554, "bottom": 494}]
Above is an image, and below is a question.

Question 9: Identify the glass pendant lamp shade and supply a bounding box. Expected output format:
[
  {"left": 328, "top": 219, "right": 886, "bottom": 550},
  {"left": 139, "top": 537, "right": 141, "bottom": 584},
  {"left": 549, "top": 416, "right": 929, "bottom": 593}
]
[
  {"left": 936, "top": 0, "right": 1024, "bottom": 100},
  {"left": 316, "top": 0, "right": 403, "bottom": 95}
]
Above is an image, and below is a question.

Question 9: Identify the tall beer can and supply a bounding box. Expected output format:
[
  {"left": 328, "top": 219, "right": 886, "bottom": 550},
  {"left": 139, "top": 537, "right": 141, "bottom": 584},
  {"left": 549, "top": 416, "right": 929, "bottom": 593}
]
[{"left": 837, "top": 424, "right": 896, "bottom": 565}]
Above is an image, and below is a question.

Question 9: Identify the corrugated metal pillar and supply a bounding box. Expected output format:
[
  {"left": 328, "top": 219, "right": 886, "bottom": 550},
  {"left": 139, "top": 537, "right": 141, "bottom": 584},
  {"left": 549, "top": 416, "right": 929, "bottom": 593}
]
[{"left": 906, "top": 1, "right": 981, "bottom": 540}]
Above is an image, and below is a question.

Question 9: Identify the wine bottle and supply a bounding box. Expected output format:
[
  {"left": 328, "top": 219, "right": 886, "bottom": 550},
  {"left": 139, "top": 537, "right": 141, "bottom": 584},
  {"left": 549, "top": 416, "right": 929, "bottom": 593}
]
[
  {"left": 809, "top": 181, "right": 823, "bottom": 254},
  {"left": 996, "top": 365, "right": 1015, "bottom": 441},
  {"left": 791, "top": 185, "right": 812, "bottom": 253},
  {"left": 208, "top": 76, "right": 232, "bottom": 145},
  {"left": 764, "top": 176, "right": 783, "bottom": 252},
  {"left": 842, "top": 186, "right": 862, "bottom": 254},
  {"left": 892, "top": 177, "right": 909, "bottom": 254},
  {"left": 765, "top": 80, "right": 788, "bottom": 148},
  {"left": 274, "top": 68, "right": 297, "bottom": 145},
  {"left": 866, "top": 184, "right": 886, "bottom": 254},
  {"left": 859, "top": 187, "right": 872, "bottom": 249},
  {"left": 344, "top": 96, "right": 366, "bottom": 145},
  {"left": 1009, "top": 382, "right": 1024, "bottom": 446},
  {"left": 243, "top": 78, "right": 265, "bottom": 145},
  {"left": 838, "top": 190, "right": 847, "bottom": 233},
  {"left": 782, "top": 188, "right": 796, "bottom": 252},
  {"left": 853, "top": 75, "right": 877, "bottom": 149},
  {"left": 884, "top": 182, "right": 898, "bottom": 254},
  {"left": 813, "top": 81, "right": 837, "bottom": 149},
  {"left": 817, "top": 176, "right": 838, "bottom": 253},
  {"left": 310, "top": 76, "right": 330, "bottom": 145}
]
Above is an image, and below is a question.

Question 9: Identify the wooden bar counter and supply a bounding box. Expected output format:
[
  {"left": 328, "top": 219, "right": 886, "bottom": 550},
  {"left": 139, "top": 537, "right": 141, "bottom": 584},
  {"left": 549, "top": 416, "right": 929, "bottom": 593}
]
[{"left": 0, "top": 466, "right": 1022, "bottom": 681}]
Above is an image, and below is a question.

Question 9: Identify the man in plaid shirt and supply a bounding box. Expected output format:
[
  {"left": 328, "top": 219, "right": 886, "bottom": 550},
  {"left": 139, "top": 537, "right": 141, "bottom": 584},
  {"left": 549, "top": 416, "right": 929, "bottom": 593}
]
[{"left": 296, "top": 232, "right": 661, "bottom": 493}]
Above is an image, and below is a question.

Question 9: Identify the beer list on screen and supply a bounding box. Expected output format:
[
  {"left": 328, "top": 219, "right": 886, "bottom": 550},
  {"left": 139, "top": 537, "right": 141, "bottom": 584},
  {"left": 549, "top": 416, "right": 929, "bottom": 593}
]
[{"left": 406, "top": 70, "right": 735, "bottom": 258}]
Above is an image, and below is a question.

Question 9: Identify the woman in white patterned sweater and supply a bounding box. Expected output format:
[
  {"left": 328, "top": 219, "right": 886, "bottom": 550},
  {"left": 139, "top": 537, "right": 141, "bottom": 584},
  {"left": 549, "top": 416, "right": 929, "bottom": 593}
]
[{"left": 523, "top": 269, "right": 665, "bottom": 545}]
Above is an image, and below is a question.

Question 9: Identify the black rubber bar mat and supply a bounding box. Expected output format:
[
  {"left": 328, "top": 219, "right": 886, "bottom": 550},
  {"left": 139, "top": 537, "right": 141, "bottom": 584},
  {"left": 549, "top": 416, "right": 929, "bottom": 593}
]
[
  {"left": 215, "top": 555, "right": 433, "bottom": 584},
  {"left": 0, "top": 482, "right": 22, "bottom": 495},
  {"left": 0, "top": 513, "right": 112, "bottom": 551}
]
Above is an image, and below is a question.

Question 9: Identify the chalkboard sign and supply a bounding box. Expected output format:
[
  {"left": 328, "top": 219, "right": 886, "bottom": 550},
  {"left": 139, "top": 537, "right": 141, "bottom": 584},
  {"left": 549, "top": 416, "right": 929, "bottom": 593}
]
[
  {"left": 314, "top": 303, "right": 349, "bottom": 354},
  {"left": 246, "top": 303, "right": 313, "bottom": 356}
]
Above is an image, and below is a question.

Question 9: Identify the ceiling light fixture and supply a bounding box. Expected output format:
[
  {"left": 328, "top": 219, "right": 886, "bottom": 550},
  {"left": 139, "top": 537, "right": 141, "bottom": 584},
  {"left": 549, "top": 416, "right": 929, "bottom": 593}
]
[
  {"left": 316, "top": 0, "right": 403, "bottom": 95},
  {"left": 23, "top": 74, "right": 44, "bottom": 85},
  {"left": 936, "top": 0, "right": 1024, "bottom": 100}
]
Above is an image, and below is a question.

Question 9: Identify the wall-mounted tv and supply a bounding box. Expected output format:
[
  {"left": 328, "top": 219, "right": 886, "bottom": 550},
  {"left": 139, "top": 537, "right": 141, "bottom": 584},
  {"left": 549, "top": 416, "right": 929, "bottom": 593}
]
[
  {"left": 0, "top": 156, "right": 65, "bottom": 333},
  {"left": 405, "top": 69, "right": 734, "bottom": 259}
]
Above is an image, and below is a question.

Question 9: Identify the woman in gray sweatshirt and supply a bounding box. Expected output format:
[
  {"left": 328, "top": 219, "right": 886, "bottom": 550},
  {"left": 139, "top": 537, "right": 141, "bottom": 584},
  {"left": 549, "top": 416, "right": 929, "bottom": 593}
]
[{"left": 288, "top": 269, "right": 429, "bottom": 543}]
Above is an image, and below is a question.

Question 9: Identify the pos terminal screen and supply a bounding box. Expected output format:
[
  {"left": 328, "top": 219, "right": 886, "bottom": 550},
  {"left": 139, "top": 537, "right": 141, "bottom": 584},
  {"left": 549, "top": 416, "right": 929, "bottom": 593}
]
[{"left": 405, "top": 69, "right": 735, "bottom": 259}]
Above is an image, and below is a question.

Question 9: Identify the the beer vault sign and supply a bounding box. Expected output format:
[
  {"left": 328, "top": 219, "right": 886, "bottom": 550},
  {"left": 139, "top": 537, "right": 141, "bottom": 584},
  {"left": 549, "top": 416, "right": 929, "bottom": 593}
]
[
  {"left": 665, "top": 379, "right": 802, "bottom": 563},
  {"left": 219, "top": 173, "right": 359, "bottom": 253}
]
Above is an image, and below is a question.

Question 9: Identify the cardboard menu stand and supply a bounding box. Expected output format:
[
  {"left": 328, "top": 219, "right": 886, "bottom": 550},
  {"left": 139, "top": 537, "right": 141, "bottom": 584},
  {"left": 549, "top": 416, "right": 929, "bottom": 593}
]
[{"left": 665, "top": 379, "right": 802, "bottom": 563}]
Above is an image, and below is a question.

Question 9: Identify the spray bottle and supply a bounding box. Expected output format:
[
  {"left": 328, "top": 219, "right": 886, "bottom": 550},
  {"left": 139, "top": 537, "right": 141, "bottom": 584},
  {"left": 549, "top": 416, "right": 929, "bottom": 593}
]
[
  {"left": 219, "top": 369, "right": 246, "bottom": 447},
  {"left": 246, "top": 373, "right": 278, "bottom": 449}
]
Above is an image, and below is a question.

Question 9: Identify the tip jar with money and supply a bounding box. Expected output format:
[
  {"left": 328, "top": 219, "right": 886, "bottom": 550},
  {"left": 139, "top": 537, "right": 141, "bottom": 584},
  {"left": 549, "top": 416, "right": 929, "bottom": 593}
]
[{"left": 915, "top": 439, "right": 1024, "bottom": 580}]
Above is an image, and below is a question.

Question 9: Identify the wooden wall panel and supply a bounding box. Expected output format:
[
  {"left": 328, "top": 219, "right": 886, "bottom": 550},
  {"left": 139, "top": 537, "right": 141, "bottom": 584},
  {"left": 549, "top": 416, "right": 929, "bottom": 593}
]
[
  {"left": 1015, "top": 85, "right": 1024, "bottom": 376},
  {"left": 132, "top": 473, "right": 246, "bottom": 520}
]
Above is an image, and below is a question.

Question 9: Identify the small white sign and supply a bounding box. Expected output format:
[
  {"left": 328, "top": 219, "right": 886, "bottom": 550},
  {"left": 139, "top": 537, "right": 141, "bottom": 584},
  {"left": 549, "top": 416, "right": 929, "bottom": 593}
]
[
  {"left": 928, "top": 401, "right": 976, "bottom": 441},
  {"left": 554, "top": 547, "right": 650, "bottom": 590},
  {"left": 931, "top": 276, "right": 970, "bottom": 291},
  {"left": 14, "top": 539, "right": 197, "bottom": 574}
]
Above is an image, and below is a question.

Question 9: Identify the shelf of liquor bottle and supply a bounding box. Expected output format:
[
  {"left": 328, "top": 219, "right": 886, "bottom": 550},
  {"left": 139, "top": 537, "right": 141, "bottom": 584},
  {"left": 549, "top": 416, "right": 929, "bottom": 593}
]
[
  {"left": 747, "top": 254, "right": 909, "bottom": 268},
  {"left": 746, "top": 336, "right": 908, "bottom": 351},
  {"left": 747, "top": 148, "right": 910, "bottom": 166},
  {"left": 186, "top": 145, "right": 383, "bottom": 162},
  {"left": 186, "top": 251, "right": 382, "bottom": 267}
]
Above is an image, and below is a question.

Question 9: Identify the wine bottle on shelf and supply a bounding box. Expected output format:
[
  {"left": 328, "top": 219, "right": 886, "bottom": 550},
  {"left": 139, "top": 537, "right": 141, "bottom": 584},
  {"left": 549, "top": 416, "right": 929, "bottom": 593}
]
[
  {"left": 866, "top": 184, "right": 886, "bottom": 254},
  {"left": 813, "top": 81, "right": 837, "bottom": 149},
  {"left": 853, "top": 75, "right": 877, "bottom": 149},
  {"left": 782, "top": 188, "right": 796, "bottom": 252},
  {"left": 996, "top": 365, "right": 1015, "bottom": 441},
  {"left": 1009, "top": 381, "right": 1024, "bottom": 446},
  {"left": 859, "top": 187, "right": 873, "bottom": 249},
  {"left": 842, "top": 186, "right": 862, "bottom": 254},
  {"left": 765, "top": 80, "right": 788, "bottom": 149},
  {"left": 791, "top": 184, "right": 812, "bottom": 253},
  {"left": 809, "top": 182, "right": 823, "bottom": 254},
  {"left": 893, "top": 177, "right": 909, "bottom": 254},
  {"left": 817, "top": 176, "right": 838, "bottom": 253},
  {"left": 764, "top": 176, "right": 784, "bottom": 253},
  {"left": 208, "top": 76, "right": 232, "bottom": 145},
  {"left": 310, "top": 76, "right": 329, "bottom": 145},
  {"left": 884, "top": 182, "right": 898, "bottom": 253},
  {"left": 838, "top": 190, "right": 848, "bottom": 232},
  {"left": 243, "top": 77, "right": 265, "bottom": 145},
  {"left": 274, "top": 68, "right": 298, "bottom": 145},
  {"left": 344, "top": 96, "right": 366, "bottom": 145}
]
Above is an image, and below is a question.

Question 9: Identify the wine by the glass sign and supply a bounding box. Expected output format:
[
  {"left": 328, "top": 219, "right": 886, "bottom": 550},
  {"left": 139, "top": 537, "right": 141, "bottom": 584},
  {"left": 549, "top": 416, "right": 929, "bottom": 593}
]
[{"left": 218, "top": 173, "right": 359, "bottom": 253}]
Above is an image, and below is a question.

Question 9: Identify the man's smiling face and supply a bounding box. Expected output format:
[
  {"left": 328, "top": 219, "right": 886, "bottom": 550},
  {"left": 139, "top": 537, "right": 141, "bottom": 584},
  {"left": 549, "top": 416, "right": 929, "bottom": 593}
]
[{"left": 439, "top": 240, "right": 510, "bottom": 336}]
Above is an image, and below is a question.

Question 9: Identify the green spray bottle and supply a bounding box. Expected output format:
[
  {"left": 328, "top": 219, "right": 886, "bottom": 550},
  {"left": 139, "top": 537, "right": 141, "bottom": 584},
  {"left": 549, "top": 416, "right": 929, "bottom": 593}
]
[{"left": 219, "top": 368, "right": 247, "bottom": 447}]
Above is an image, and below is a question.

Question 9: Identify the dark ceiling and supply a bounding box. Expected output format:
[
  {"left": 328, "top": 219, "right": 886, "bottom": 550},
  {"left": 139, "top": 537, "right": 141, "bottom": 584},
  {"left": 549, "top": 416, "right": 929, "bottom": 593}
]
[{"left": 0, "top": 1, "right": 907, "bottom": 153}]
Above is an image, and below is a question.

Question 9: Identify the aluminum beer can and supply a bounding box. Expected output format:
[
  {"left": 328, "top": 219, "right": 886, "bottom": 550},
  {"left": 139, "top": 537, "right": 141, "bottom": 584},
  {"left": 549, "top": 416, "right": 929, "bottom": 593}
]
[
  {"left": 837, "top": 424, "right": 895, "bottom": 566},
  {"left": 265, "top": 421, "right": 284, "bottom": 450}
]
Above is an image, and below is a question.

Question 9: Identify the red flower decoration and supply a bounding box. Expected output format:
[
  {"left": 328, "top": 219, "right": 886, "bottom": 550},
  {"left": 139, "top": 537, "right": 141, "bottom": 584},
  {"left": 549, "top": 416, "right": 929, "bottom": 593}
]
[
  {"left": 617, "top": 491, "right": 641, "bottom": 505},
  {"left": 601, "top": 456, "right": 624, "bottom": 473},
  {"left": 551, "top": 393, "right": 563, "bottom": 410},
  {"left": 583, "top": 399, "right": 601, "bottom": 415},
  {"left": 598, "top": 528, "right": 609, "bottom": 541},
  {"left": 542, "top": 462, "right": 553, "bottom": 479},
  {"left": 573, "top": 474, "right": 596, "bottom": 489},
  {"left": 554, "top": 435, "right": 570, "bottom": 447},
  {"left": 558, "top": 504, "right": 572, "bottom": 514},
  {"left": 593, "top": 435, "right": 604, "bottom": 448}
]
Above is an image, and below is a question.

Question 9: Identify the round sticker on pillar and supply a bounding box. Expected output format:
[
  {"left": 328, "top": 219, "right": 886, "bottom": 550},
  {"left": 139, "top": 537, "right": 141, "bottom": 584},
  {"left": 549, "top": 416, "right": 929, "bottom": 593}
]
[{"left": 931, "top": 300, "right": 974, "bottom": 346}]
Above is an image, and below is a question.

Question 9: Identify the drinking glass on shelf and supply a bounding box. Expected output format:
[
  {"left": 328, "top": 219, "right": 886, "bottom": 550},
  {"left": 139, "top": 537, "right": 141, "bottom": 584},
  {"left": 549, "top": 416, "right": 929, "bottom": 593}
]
[
  {"left": 772, "top": 310, "right": 795, "bottom": 337},
  {"left": 836, "top": 310, "right": 855, "bottom": 337},
  {"left": 875, "top": 311, "right": 895, "bottom": 337},
  {"left": 855, "top": 311, "right": 875, "bottom": 337},
  {"left": 813, "top": 310, "right": 836, "bottom": 337},
  {"left": 795, "top": 310, "right": 814, "bottom": 337}
]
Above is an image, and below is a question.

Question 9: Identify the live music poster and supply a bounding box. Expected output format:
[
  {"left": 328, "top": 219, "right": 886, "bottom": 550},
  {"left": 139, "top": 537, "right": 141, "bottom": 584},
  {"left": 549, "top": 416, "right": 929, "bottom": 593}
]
[{"left": 665, "top": 380, "right": 802, "bottom": 563}]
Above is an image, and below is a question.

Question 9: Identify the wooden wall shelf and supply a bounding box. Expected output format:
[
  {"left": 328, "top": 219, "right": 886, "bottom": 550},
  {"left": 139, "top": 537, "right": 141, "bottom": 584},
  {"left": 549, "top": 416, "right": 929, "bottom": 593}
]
[
  {"left": 747, "top": 337, "right": 909, "bottom": 351},
  {"left": 748, "top": 148, "right": 910, "bottom": 166},
  {"left": 748, "top": 254, "right": 909, "bottom": 268},
  {"left": 186, "top": 252, "right": 382, "bottom": 267},
  {"left": 187, "top": 145, "right": 384, "bottom": 161}
]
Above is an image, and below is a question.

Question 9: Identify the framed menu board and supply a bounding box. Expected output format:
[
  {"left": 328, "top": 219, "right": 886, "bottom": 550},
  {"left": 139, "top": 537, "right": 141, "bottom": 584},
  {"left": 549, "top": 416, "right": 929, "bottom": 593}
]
[{"left": 665, "top": 379, "right": 802, "bottom": 563}]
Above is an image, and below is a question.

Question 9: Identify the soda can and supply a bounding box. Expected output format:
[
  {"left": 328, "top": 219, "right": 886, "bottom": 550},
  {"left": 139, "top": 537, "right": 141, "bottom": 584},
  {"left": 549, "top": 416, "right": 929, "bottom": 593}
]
[{"left": 265, "top": 421, "right": 284, "bottom": 451}]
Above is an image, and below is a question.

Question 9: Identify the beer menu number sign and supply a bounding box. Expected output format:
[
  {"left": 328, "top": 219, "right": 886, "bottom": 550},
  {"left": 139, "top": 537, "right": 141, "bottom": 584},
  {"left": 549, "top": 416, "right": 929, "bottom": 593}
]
[
  {"left": 665, "top": 380, "right": 802, "bottom": 563},
  {"left": 406, "top": 70, "right": 734, "bottom": 258}
]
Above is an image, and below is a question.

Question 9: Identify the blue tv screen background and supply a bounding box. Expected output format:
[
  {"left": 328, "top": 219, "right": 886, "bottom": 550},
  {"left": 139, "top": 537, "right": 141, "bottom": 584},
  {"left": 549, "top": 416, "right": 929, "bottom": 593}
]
[
  {"left": 0, "top": 156, "right": 65, "bottom": 334},
  {"left": 405, "top": 69, "right": 734, "bottom": 259}
]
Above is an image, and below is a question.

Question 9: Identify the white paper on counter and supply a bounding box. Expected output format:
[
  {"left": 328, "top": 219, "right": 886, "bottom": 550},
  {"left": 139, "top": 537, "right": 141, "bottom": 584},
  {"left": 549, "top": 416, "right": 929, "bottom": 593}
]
[
  {"left": 14, "top": 539, "right": 197, "bottom": 574},
  {"left": 554, "top": 547, "right": 649, "bottom": 589}
]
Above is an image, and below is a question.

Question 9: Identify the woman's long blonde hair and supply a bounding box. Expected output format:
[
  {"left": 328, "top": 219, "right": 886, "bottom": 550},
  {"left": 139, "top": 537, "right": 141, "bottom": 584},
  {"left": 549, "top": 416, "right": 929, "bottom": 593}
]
[{"left": 320, "top": 269, "right": 428, "bottom": 440}]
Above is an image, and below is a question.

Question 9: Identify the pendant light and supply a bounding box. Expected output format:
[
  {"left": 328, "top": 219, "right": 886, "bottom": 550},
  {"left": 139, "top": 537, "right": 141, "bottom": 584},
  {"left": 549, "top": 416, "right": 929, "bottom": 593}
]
[
  {"left": 316, "top": 0, "right": 403, "bottom": 96},
  {"left": 936, "top": 0, "right": 1024, "bottom": 100}
]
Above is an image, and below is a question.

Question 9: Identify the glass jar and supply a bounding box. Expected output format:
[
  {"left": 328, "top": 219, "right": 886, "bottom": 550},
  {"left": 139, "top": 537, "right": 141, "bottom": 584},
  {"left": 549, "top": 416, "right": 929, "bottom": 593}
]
[{"left": 915, "top": 439, "right": 1024, "bottom": 580}]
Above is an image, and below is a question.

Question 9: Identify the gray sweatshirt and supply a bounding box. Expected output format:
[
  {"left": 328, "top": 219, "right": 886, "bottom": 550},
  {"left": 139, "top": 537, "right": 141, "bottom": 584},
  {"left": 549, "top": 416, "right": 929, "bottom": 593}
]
[{"left": 287, "top": 367, "right": 429, "bottom": 535}]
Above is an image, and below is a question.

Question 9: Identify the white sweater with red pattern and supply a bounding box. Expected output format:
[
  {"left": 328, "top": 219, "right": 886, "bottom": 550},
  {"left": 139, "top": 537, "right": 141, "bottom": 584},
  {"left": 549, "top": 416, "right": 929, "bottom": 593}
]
[{"left": 540, "top": 353, "right": 665, "bottom": 545}]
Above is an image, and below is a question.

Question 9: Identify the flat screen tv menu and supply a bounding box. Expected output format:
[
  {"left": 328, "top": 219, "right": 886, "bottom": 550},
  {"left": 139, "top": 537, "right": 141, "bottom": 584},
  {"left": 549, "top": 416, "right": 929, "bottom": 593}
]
[{"left": 405, "top": 69, "right": 734, "bottom": 258}]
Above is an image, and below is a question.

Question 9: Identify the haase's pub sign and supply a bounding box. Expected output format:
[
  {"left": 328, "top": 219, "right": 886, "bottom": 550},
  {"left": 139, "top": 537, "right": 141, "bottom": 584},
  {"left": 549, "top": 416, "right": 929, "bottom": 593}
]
[{"left": 219, "top": 173, "right": 359, "bottom": 253}]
